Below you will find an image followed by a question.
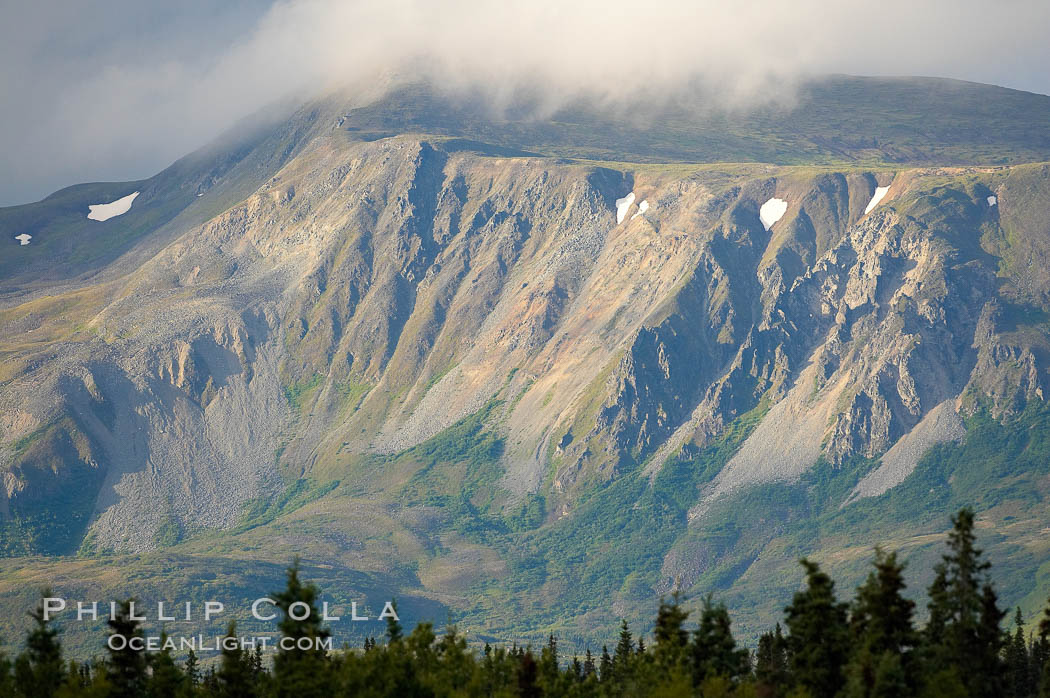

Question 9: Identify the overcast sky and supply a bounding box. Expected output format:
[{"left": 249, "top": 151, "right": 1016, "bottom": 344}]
[{"left": 3, "top": 0, "right": 1050, "bottom": 206}]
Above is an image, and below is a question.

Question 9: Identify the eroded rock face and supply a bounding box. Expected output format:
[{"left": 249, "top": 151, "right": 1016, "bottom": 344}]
[{"left": 2, "top": 121, "right": 1049, "bottom": 555}]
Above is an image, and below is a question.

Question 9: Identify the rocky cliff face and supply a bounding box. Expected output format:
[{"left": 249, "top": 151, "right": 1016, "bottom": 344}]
[{"left": 3, "top": 116, "right": 1049, "bottom": 556}]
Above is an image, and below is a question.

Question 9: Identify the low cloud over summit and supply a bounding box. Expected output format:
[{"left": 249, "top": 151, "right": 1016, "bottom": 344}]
[{"left": 3, "top": 0, "right": 1050, "bottom": 205}]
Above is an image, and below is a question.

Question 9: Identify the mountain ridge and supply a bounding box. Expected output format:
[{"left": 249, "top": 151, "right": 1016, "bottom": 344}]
[{"left": 3, "top": 75, "right": 1050, "bottom": 653}]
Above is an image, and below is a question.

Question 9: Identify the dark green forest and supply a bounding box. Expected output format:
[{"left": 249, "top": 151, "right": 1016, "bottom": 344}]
[{"left": 2, "top": 509, "right": 1049, "bottom": 698}]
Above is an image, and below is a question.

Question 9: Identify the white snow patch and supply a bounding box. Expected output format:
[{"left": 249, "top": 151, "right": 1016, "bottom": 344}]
[
  {"left": 615, "top": 192, "right": 635, "bottom": 224},
  {"left": 864, "top": 186, "right": 890, "bottom": 215},
  {"left": 987, "top": 195, "right": 997, "bottom": 207},
  {"left": 759, "top": 197, "right": 787, "bottom": 231},
  {"left": 87, "top": 191, "right": 140, "bottom": 221},
  {"left": 631, "top": 199, "right": 650, "bottom": 220},
  {"left": 15, "top": 233, "right": 32, "bottom": 246}
]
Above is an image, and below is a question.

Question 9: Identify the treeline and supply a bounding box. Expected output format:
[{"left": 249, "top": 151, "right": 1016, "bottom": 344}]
[{"left": 2, "top": 508, "right": 1050, "bottom": 697}]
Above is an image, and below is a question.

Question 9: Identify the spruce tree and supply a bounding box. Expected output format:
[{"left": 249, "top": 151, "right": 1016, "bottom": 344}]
[
  {"left": 1032, "top": 632, "right": 1050, "bottom": 698},
  {"left": 1005, "top": 608, "right": 1031, "bottom": 698},
  {"left": 755, "top": 623, "right": 790, "bottom": 694},
  {"left": 106, "top": 599, "right": 148, "bottom": 698},
  {"left": 147, "top": 632, "right": 186, "bottom": 698},
  {"left": 385, "top": 599, "right": 403, "bottom": 643},
  {"left": 599, "top": 644, "right": 613, "bottom": 681},
  {"left": 843, "top": 548, "right": 918, "bottom": 696},
  {"left": 614, "top": 620, "right": 633, "bottom": 665},
  {"left": 251, "top": 645, "right": 264, "bottom": 677},
  {"left": 851, "top": 549, "right": 917, "bottom": 656},
  {"left": 976, "top": 582, "right": 1006, "bottom": 696},
  {"left": 12, "top": 592, "right": 65, "bottom": 698},
  {"left": 216, "top": 622, "right": 254, "bottom": 698},
  {"left": 538, "top": 634, "right": 570, "bottom": 695},
  {"left": 1039, "top": 595, "right": 1050, "bottom": 698},
  {"left": 271, "top": 559, "right": 331, "bottom": 698},
  {"left": 612, "top": 619, "right": 634, "bottom": 686},
  {"left": 784, "top": 558, "right": 849, "bottom": 698},
  {"left": 0, "top": 649, "right": 13, "bottom": 698},
  {"left": 438, "top": 624, "right": 471, "bottom": 680},
  {"left": 1043, "top": 646, "right": 1050, "bottom": 698},
  {"left": 923, "top": 509, "right": 1005, "bottom": 697},
  {"left": 570, "top": 655, "right": 583, "bottom": 681},
  {"left": 202, "top": 666, "right": 219, "bottom": 694},
  {"left": 516, "top": 650, "right": 540, "bottom": 698},
  {"left": 184, "top": 648, "right": 200, "bottom": 689},
  {"left": 691, "top": 594, "right": 748, "bottom": 684},
  {"left": 924, "top": 560, "right": 951, "bottom": 661},
  {"left": 652, "top": 594, "right": 690, "bottom": 674}
]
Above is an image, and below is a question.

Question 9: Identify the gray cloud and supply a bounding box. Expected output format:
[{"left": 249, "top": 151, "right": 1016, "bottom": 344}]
[{"left": 3, "top": 0, "right": 1049, "bottom": 205}]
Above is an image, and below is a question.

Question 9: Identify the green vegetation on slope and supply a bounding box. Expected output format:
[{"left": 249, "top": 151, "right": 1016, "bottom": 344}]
[
  {"left": 5, "top": 514, "right": 1050, "bottom": 697},
  {"left": 0, "top": 418, "right": 104, "bottom": 557},
  {"left": 460, "top": 400, "right": 771, "bottom": 639}
]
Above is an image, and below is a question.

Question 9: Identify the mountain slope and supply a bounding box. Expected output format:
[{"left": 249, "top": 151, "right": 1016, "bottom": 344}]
[{"left": 3, "top": 75, "right": 1050, "bottom": 651}]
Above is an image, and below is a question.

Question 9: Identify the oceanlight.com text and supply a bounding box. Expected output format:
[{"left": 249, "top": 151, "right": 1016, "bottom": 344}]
[{"left": 106, "top": 634, "right": 335, "bottom": 653}]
